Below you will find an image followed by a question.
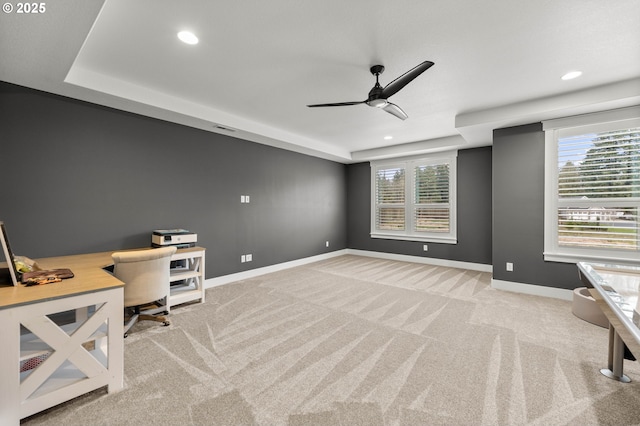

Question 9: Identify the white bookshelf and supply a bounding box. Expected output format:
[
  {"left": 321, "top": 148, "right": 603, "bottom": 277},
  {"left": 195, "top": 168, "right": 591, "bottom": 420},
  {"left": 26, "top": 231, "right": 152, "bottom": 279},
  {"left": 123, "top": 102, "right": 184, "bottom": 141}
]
[{"left": 168, "top": 246, "right": 205, "bottom": 309}]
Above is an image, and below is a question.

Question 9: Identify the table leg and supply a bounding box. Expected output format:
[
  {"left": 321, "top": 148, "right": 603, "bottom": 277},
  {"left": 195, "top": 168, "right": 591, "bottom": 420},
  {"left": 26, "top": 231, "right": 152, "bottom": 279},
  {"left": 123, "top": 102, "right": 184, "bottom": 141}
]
[
  {"left": 0, "top": 309, "right": 20, "bottom": 425},
  {"left": 600, "top": 325, "right": 631, "bottom": 383}
]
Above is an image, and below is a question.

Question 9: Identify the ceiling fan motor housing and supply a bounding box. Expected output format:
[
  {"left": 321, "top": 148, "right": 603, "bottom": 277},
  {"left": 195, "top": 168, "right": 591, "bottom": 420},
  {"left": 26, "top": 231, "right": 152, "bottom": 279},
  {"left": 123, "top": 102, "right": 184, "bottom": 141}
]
[{"left": 368, "top": 65, "right": 386, "bottom": 103}]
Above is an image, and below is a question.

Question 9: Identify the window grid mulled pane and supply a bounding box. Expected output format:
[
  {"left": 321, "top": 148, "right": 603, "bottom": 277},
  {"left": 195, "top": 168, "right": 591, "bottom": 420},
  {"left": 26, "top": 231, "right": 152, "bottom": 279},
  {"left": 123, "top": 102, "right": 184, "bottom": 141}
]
[
  {"left": 414, "top": 164, "right": 450, "bottom": 233},
  {"left": 558, "top": 207, "right": 638, "bottom": 250},
  {"left": 376, "top": 207, "right": 405, "bottom": 231},
  {"left": 375, "top": 167, "right": 405, "bottom": 231},
  {"left": 415, "top": 208, "right": 450, "bottom": 232},
  {"left": 556, "top": 126, "right": 640, "bottom": 251}
]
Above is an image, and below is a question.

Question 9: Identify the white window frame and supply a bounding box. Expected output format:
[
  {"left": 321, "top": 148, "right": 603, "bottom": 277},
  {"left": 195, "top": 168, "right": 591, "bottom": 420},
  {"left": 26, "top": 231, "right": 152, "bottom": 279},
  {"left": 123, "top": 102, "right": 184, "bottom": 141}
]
[
  {"left": 543, "top": 106, "right": 640, "bottom": 264},
  {"left": 370, "top": 152, "right": 457, "bottom": 244}
]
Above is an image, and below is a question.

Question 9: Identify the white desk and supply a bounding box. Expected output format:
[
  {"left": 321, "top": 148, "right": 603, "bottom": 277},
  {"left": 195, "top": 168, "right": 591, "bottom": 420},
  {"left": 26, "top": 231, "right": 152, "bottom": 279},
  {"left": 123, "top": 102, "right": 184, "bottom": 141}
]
[
  {"left": 578, "top": 262, "right": 640, "bottom": 383},
  {"left": 0, "top": 252, "right": 125, "bottom": 425},
  {"left": 0, "top": 246, "right": 205, "bottom": 424}
]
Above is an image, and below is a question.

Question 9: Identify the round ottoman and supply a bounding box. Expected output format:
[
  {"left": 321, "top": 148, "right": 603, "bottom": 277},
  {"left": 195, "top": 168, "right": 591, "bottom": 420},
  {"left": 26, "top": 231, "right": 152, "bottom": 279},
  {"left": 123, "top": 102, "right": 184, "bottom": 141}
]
[{"left": 572, "top": 287, "right": 609, "bottom": 328}]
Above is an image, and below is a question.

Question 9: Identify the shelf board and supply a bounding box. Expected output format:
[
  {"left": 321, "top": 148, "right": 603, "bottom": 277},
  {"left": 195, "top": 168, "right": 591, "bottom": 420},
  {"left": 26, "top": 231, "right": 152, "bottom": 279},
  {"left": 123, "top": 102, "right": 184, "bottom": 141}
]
[
  {"left": 170, "top": 270, "right": 201, "bottom": 282},
  {"left": 20, "top": 349, "right": 109, "bottom": 418},
  {"left": 169, "top": 288, "right": 202, "bottom": 306},
  {"left": 170, "top": 248, "right": 205, "bottom": 261}
]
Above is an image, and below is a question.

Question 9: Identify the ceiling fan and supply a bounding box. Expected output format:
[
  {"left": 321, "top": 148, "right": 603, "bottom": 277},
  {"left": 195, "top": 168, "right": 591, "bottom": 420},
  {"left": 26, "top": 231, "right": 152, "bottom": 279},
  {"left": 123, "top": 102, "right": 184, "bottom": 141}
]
[{"left": 307, "top": 60, "right": 434, "bottom": 120}]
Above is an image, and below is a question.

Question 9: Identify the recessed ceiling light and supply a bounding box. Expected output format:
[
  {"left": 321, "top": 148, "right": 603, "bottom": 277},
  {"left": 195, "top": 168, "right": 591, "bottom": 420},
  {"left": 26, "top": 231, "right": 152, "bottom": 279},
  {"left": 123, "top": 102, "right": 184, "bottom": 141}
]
[
  {"left": 561, "top": 71, "right": 582, "bottom": 81},
  {"left": 177, "top": 31, "right": 198, "bottom": 45},
  {"left": 384, "top": 135, "right": 393, "bottom": 140}
]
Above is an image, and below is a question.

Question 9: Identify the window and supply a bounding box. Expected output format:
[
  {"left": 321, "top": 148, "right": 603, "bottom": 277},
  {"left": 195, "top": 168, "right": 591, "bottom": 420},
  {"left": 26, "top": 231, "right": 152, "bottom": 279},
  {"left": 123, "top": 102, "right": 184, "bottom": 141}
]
[
  {"left": 544, "top": 107, "right": 640, "bottom": 263},
  {"left": 371, "top": 152, "right": 457, "bottom": 243}
]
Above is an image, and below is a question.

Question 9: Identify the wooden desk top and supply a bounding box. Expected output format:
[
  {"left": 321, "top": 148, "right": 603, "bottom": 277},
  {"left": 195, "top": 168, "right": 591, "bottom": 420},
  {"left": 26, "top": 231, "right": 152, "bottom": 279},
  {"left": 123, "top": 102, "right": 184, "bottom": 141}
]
[
  {"left": 0, "top": 251, "right": 122, "bottom": 309},
  {"left": 0, "top": 246, "right": 205, "bottom": 309}
]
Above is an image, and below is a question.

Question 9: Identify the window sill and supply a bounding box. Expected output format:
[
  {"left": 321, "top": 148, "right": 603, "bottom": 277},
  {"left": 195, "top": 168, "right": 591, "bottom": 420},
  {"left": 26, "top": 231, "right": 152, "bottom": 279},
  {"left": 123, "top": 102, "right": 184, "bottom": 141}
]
[
  {"left": 371, "top": 233, "right": 457, "bottom": 245},
  {"left": 544, "top": 251, "right": 640, "bottom": 265}
]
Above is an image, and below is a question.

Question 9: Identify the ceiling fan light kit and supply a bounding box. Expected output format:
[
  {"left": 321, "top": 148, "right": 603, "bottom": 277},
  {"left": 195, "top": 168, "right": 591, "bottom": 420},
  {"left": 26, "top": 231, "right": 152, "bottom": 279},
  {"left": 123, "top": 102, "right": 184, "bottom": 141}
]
[
  {"left": 307, "top": 60, "right": 434, "bottom": 120},
  {"left": 368, "top": 98, "right": 388, "bottom": 108}
]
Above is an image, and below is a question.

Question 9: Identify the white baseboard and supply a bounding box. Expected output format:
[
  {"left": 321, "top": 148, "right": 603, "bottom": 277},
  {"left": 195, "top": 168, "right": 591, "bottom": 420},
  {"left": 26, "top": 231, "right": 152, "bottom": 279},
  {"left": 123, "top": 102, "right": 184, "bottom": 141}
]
[
  {"left": 204, "top": 249, "right": 349, "bottom": 288},
  {"left": 491, "top": 279, "right": 573, "bottom": 301},
  {"left": 346, "top": 249, "right": 493, "bottom": 273},
  {"left": 205, "top": 250, "right": 571, "bottom": 302}
]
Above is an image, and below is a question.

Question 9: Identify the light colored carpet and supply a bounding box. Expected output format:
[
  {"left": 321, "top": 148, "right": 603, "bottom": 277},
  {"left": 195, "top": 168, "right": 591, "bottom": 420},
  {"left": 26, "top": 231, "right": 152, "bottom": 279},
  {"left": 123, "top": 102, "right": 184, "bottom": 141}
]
[{"left": 22, "top": 255, "right": 640, "bottom": 425}]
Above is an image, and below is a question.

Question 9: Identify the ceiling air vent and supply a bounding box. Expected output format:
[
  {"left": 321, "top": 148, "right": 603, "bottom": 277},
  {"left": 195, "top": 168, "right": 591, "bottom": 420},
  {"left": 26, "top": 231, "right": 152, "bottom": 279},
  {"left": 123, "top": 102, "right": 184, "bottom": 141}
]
[{"left": 213, "top": 124, "right": 236, "bottom": 132}]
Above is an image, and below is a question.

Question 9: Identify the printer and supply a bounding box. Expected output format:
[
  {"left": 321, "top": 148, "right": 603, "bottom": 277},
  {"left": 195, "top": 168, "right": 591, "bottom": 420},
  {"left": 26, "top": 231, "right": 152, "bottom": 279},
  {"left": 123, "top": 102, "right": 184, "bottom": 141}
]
[
  {"left": 152, "top": 229, "right": 197, "bottom": 248},
  {"left": 152, "top": 229, "right": 197, "bottom": 285}
]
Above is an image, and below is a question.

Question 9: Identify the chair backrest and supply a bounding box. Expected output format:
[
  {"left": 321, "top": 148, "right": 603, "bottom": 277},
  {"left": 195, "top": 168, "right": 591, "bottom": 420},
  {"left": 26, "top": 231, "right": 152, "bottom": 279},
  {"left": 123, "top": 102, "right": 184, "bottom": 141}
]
[{"left": 112, "top": 246, "right": 177, "bottom": 308}]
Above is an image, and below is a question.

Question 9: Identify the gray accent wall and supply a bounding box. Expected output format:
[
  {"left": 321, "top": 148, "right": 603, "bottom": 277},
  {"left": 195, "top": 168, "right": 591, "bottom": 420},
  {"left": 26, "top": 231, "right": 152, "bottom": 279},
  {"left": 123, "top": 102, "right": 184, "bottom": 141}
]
[
  {"left": 492, "top": 123, "right": 581, "bottom": 289},
  {"left": 346, "top": 147, "right": 493, "bottom": 265},
  {"left": 0, "top": 81, "right": 585, "bottom": 291},
  {"left": 0, "top": 82, "right": 347, "bottom": 278}
]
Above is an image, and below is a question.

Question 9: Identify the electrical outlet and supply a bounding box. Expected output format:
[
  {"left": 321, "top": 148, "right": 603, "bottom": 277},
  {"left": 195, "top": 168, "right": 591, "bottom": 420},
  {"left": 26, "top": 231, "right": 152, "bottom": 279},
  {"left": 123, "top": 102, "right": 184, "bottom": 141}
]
[
  {"left": 245, "top": 195, "right": 250, "bottom": 203},
  {"left": 506, "top": 262, "right": 514, "bottom": 272},
  {"left": 423, "top": 244, "right": 428, "bottom": 251},
  {"left": 246, "top": 254, "right": 252, "bottom": 262},
  {"left": 241, "top": 255, "right": 246, "bottom": 263},
  {"left": 326, "top": 241, "right": 329, "bottom": 247}
]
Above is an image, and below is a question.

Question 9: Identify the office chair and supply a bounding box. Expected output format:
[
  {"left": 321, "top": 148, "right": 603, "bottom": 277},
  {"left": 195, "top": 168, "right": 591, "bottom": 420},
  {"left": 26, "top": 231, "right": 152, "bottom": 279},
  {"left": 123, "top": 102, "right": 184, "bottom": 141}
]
[{"left": 112, "top": 246, "right": 177, "bottom": 338}]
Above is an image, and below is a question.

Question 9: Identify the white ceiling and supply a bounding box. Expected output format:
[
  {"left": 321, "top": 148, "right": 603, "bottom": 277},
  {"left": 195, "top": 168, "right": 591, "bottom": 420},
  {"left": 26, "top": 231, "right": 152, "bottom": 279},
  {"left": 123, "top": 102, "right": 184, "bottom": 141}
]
[{"left": 1, "top": 0, "right": 639, "bottom": 163}]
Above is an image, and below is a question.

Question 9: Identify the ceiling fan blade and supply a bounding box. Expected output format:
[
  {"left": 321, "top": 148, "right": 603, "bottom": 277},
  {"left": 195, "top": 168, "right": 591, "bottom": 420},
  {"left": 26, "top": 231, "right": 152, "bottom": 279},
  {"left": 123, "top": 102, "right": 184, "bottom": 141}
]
[
  {"left": 382, "top": 103, "right": 408, "bottom": 120},
  {"left": 380, "top": 61, "right": 434, "bottom": 99},
  {"left": 307, "top": 101, "right": 366, "bottom": 107}
]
